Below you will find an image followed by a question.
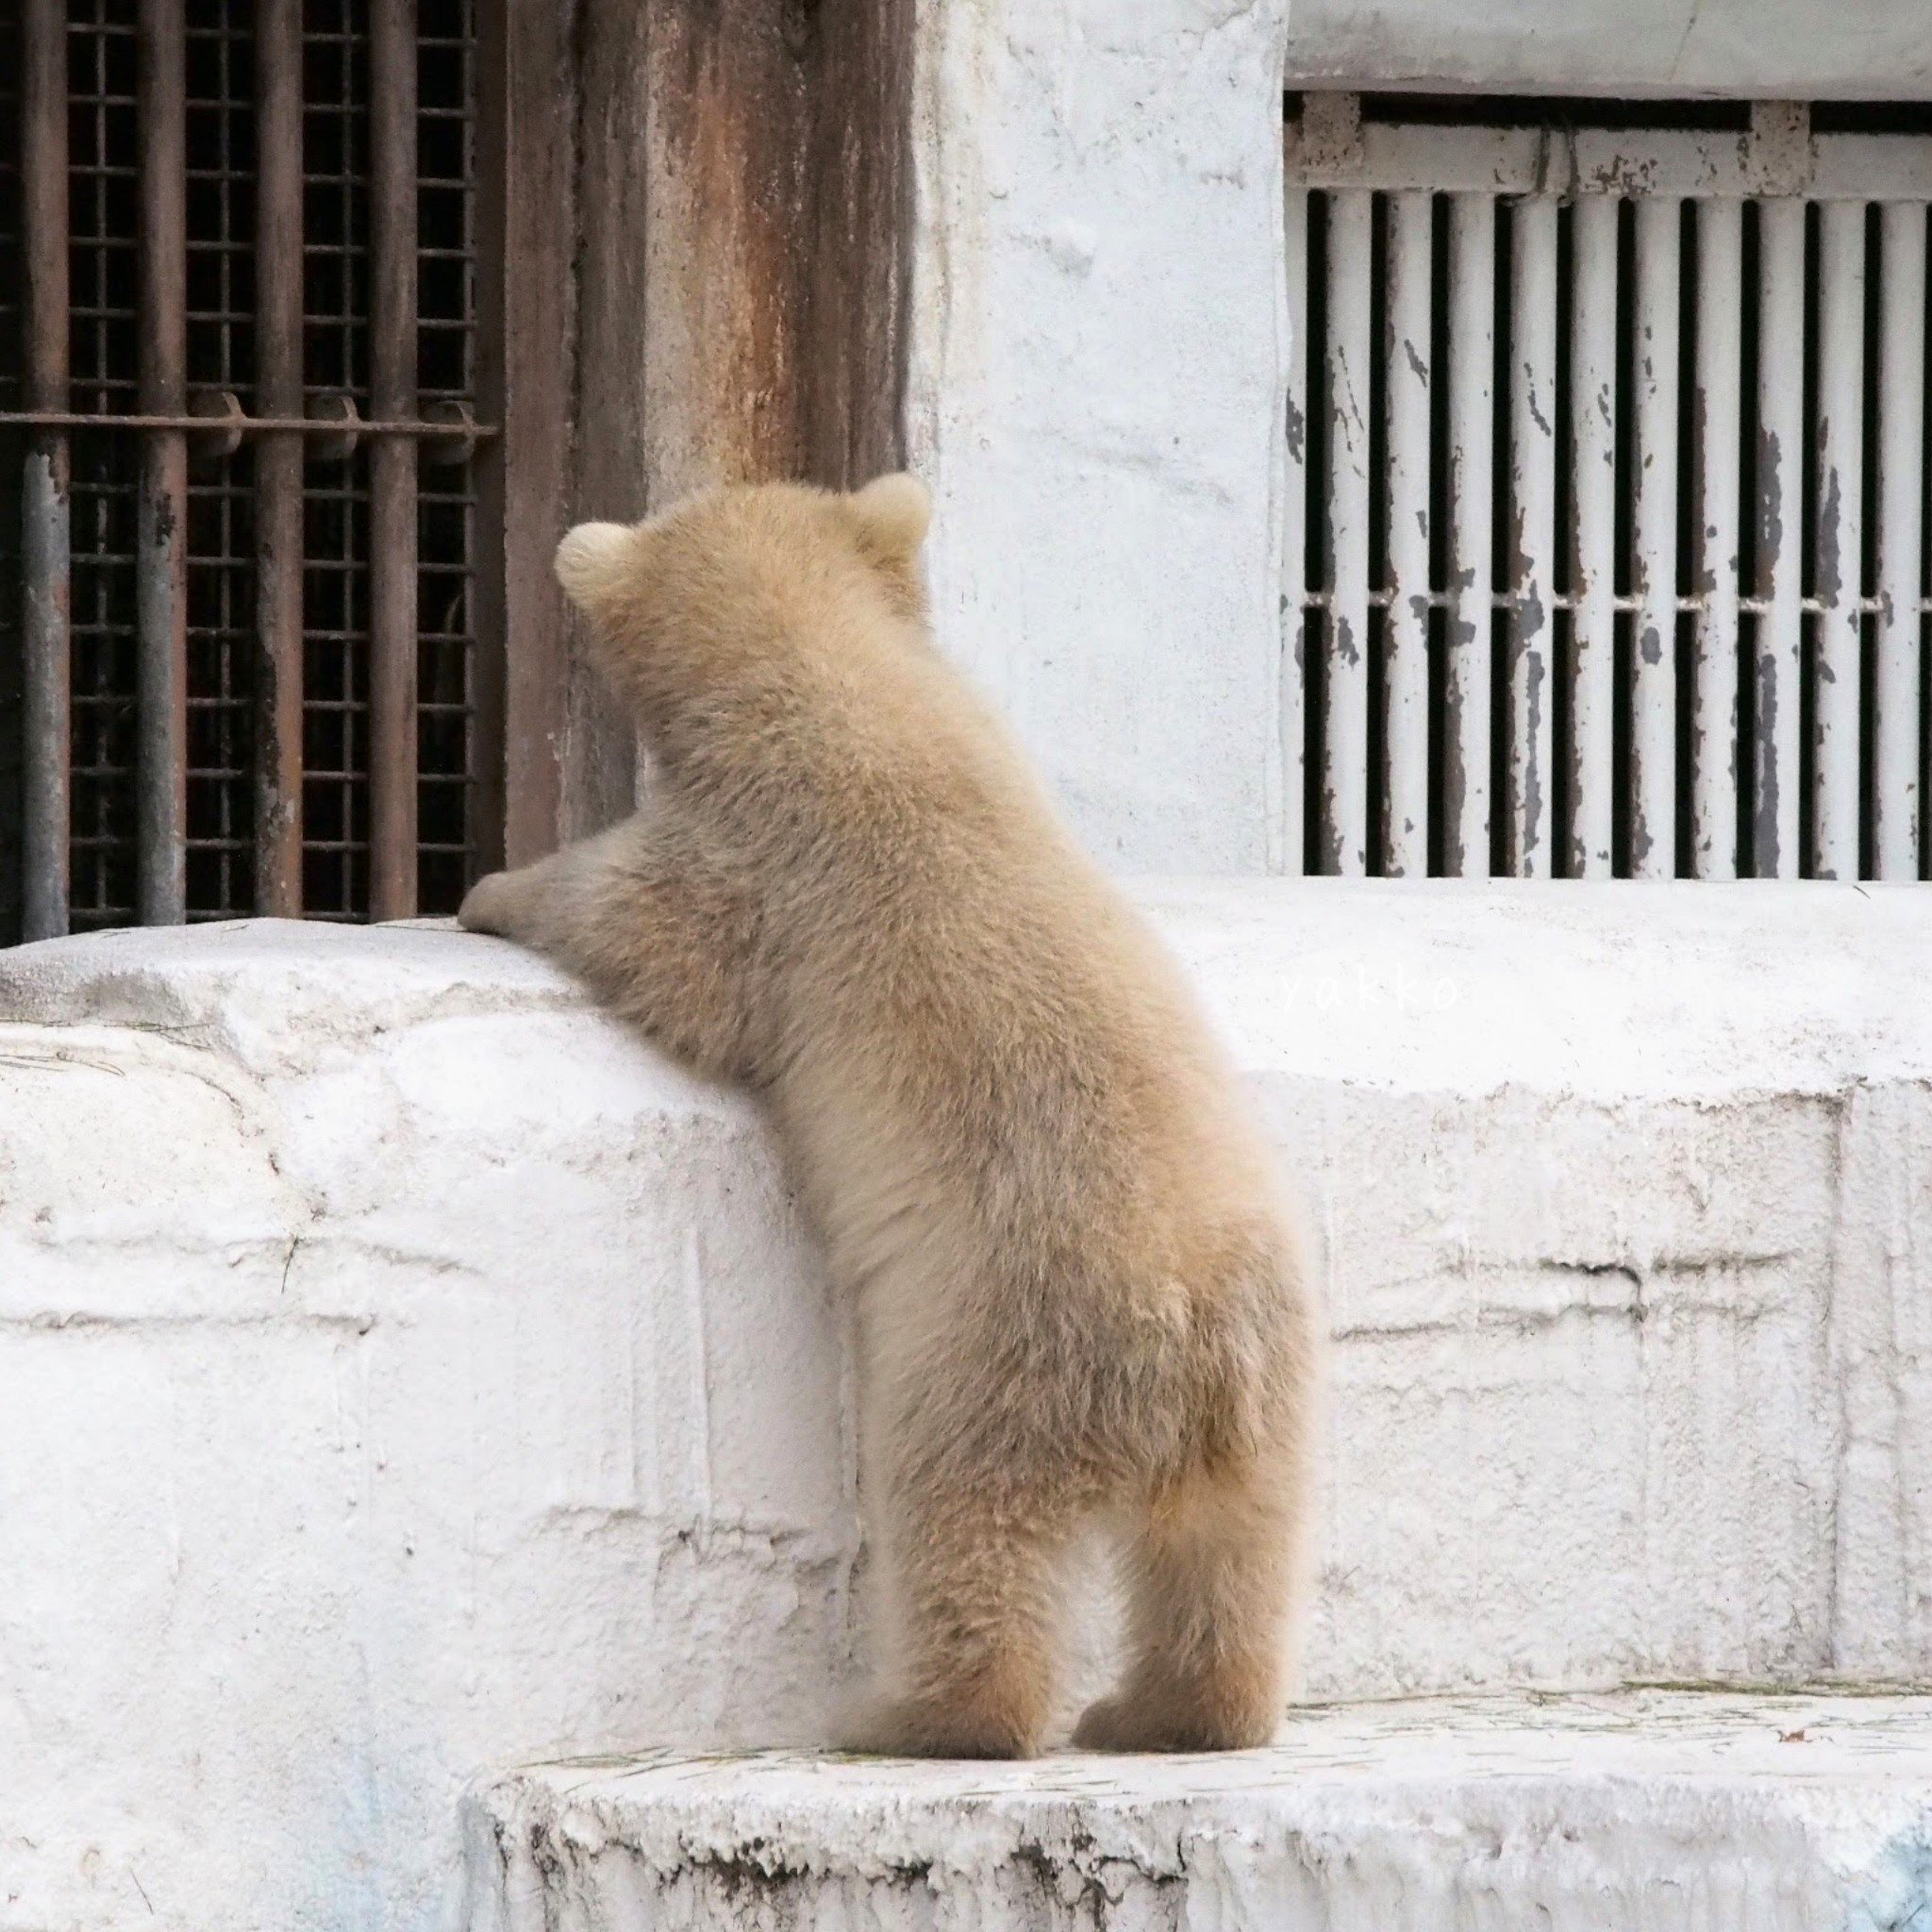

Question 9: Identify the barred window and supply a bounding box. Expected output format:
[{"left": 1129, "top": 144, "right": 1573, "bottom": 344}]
[
  {"left": 1283, "top": 94, "right": 1932, "bottom": 881},
  {"left": 1, "top": 0, "right": 508, "bottom": 941}
]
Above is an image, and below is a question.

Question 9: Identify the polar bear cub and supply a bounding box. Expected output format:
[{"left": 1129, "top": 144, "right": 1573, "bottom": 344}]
[{"left": 459, "top": 475, "right": 1319, "bottom": 1757}]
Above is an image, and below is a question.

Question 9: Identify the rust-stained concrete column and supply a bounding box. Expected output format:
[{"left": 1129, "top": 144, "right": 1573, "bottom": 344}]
[{"left": 566, "top": 0, "right": 914, "bottom": 833}]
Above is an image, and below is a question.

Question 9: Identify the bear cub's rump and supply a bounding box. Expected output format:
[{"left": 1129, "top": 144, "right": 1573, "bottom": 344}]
[{"left": 460, "top": 475, "right": 1319, "bottom": 1757}]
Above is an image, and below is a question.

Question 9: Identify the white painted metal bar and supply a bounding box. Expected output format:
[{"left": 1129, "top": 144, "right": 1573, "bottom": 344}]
[
  {"left": 1874, "top": 201, "right": 1926, "bottom": 881},
  {"left": 1506, "top": 195, "right": 1557, "bottom": 876},
  {"left": 1690, "top": 198, "right": 1743, "bottom": 880},
  {"left": 1570, "top": 194, "right": 1619, "bottom": 878},
  {"left": 1324, "top": 188, "right": 1373, "bottom": 876},
  {"left": 1813, "top": 200, "right": 1866, "bottom": 879},
  {"left": 1817, "top": 136, "right": 1932, "bottom": 206},
  {"left": 1444, "top": 192, "right": 1494, "bottom": 875},
  {"left": 1630, "top": 196, "right": 1682, "bottom": 878},
  {"left": 1755, "top": 197, "right": 1806, "bottom": 877},
  {"left": 1278, "top": 184, "right": 1308, "bottom": 877},
  {"left": 1384, "top": 189, "right": 1432, "bottom": 876}
]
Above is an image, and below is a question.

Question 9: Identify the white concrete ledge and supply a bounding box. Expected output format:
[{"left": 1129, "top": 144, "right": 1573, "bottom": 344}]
[
  {"left": 1279, "top": 0, "right": 1932, "bottom": 98},
  {"left": 0, "top": 919, "right": 853, "bottom": 1932},
  {"left": 4, "top": 883, "right": 1930, "bottom": 1931},
  {"left": 468, "top": 1690, "right": 1932, "bottom": 1932}
]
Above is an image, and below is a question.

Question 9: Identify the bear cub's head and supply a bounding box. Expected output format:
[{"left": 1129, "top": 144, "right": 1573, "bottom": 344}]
[
  {"left": 550, "top": 475, "right": 932, "bottom": 755},
  {"left": 552, "top": 475, "right": 932, "bottom": 722}
]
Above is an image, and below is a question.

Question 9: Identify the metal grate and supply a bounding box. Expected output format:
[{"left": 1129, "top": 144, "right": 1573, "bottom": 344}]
[
  {"left": 0, "top": 0, "right": 495, "bottom": 941},
  {"left": 1282, "top": 94, "right": 1932, "bottom": 881}
]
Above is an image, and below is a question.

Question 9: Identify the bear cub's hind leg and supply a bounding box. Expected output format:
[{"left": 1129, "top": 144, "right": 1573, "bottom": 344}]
[
  {"left": 1073, "top": 1458, "right": 1295, "bottom": 1754},
  {"left": 846, "top": 1475, "right": 1076, "bottom": 1760}
]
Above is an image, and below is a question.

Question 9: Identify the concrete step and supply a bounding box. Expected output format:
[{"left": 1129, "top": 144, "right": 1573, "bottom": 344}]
[{"left": 468, "top": 1690, "right": 1932, "bottom": 1932}]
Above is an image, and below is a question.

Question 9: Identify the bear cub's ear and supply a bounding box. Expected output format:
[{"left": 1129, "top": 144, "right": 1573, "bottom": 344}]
[
  {"left": 554, "top": 521, "right": 635, "bottom": 608},
  {"left": 848, "top": 473, "right": 931, "bottom": 563}
]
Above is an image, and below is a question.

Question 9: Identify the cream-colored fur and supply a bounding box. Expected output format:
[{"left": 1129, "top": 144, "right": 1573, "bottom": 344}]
[{"left": 460, "top": 476, "right": 1320, "bottom": 1758}]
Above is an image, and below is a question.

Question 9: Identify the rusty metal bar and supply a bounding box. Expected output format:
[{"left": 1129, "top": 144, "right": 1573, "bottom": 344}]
[
  {"left": 253, "top": 0, "right": 306, "bottom": 915},
  {"left": 137, "top": 0, "right": 189, "bottom": 924},
  {"left": 1505, "top": 193, "right": 1557, "bottom": 877},
  {"left": 1570, "top": 192, "right": 1618, "bottom": 878},
  {"left": 1384, "top": 188, "right": 1431, "bottom": 877},
  {"left": 1813, "top": 199, "right": 1865, "bottom": 879},
  {"left": 369, "top": 0, "right": 420, "bottom": 919},
  {"left": 1630, "top": 195, "right": 1680, "bottom": 879},
  {"left": 1323, "top": 188, "right": 1372, "bottom": 876},
  {"left": 1690, "top": 197, "right": 1742, "bottom": 880},
  {"left": 1755, "top": 196, "right": 1806, "bottom": 877},
  {"left": 22, "top": 0, "right": 72, "bottom": 941},
  {"left": 1278, "top": 182, "right": 1308, "bottom": 875},
  {"left": 1444, "top": 192, "right": 1493, "bottom": 875},
  {"left": 0, "top": 410, "right": 491, "bottom": 438},
  {"left": 1874, "top": 201, "right": 1926, "bottom": 881},
  {"left": 21, "top": 452, "right": 71, "bottom": 941}
]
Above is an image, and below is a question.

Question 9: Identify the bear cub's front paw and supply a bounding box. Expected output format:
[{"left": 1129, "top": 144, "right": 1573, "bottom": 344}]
[{"left": 458, "top": 871, "right": 523, "bottom": 938}]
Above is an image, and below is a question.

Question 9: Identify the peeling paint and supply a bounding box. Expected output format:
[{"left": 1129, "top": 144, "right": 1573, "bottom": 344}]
[
  {"left": 1524, "top": 379, "right": 1552, "bottom": 441},
  {"left": 1816, "top": 460, "right": 1844, "bottom": 607}
]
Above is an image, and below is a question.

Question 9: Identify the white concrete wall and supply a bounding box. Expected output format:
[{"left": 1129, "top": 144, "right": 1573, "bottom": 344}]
[
  {"left": 4, "top": 888, "right": 1930, "bottom": 1931},
  {"left": 0, "top": 924, "right": 860, "bottom": 1932},
  {"left": 907, "top": 0, "right": 1294, "bottom": 871}
]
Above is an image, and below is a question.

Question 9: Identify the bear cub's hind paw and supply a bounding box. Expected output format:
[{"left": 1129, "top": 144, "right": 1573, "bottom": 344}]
[
  {"left": 840, "top": 1692, "right": 1041, "bottom": 1761},
  {"left": 1073, "top": 1688, "right": 1279, "bottom": 1755}
]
